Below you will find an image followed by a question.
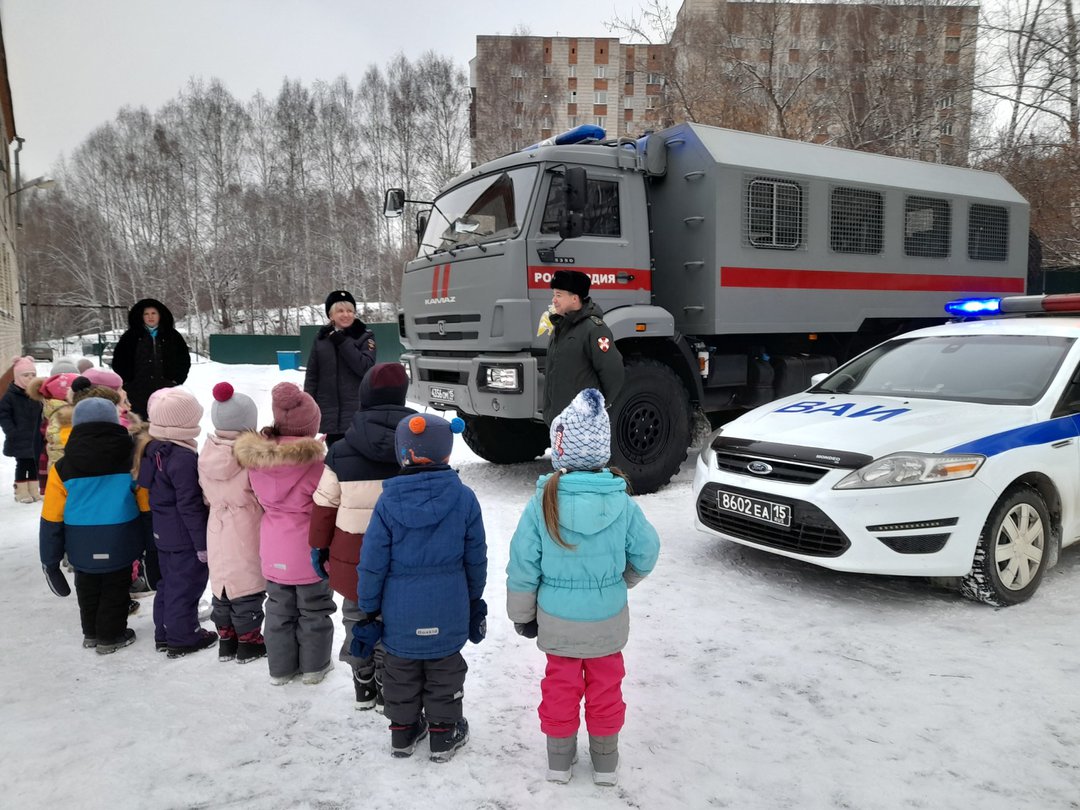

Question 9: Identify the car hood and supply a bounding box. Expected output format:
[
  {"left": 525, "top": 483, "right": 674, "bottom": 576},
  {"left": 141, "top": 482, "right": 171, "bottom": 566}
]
[{"left": 721, "top": 393, "right": 1042, "bottom": 457}]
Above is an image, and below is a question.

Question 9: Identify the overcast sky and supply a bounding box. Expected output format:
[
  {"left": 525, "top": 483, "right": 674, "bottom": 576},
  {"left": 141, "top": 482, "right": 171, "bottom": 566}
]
[{"left": 1, "top": 0, "right": 644, "bottom": 178}]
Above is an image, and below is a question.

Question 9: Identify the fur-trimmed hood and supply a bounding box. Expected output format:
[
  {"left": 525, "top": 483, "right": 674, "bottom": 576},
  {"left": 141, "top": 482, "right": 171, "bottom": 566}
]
[
  {"left": 234, "top": 431, "right": 325, "bottom": 469},
  {"left": 25, "top": 377, "right": 49, "bottom": 403}
]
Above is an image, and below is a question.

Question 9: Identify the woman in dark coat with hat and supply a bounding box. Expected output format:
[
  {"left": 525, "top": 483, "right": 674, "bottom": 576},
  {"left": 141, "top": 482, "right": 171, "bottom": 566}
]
[
  {"left": 304, "top": 291, "right": 377, "bottom": 447},
  {"left": 111, "top": 298, "right": 191, "bottom": 419}
]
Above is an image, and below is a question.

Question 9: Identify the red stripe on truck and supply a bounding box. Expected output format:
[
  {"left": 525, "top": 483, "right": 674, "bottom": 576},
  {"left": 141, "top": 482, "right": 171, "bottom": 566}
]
[
  {"left": 527, "top": 267, "right": 652, "bottom": 291},
  {"left": 720, "top": 266, "right": 1026, "bottom": 293}
]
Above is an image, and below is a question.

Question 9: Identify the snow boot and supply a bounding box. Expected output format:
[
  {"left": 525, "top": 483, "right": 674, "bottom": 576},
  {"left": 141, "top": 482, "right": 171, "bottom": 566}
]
[
  {"left": 374, "top": 671, "right": 385, "bottom": 714},
  {"left": 429, "top": 718, "right": 469, "bottom": 763},
  {"left": 96, "top": 628, "right": 136, "bottom": 656},
  {"left": 167, "top": 628, "right": 217, "bottom": 659},
  {"left": 14, "top": 482, "right": 33, "bottom": 503},
  {"left": 82, "top": 637, "right": 97, "bottom": 649},
  {"left": 127, "top": 599, "right": 140, "bottom": 616},
  {"left": 353, "top": 669, "right": 378, "bottom": 710},
  {"left": 129, "top": 562, "right": 154, "bottom": 598},
  {"left": 302, "top": 661, "right": 334, "bottom": 685},
  {"left": 218, "top": 627, "right": 238, "bottom": 662},
  {"left": 589, "top": 733, "right": 619, "bottom": 786},
  {"left": 546, "top": 735, "right": 577, "bottom": 783},
  {"left": 236, "top": 630, "right": 266, "bottom": 664},
  {"left": 155, "top": 640, "right": 168, "bottom": 653},
  {"left": 390, "top": 716, "right": 428, "bottom": 758},
  {"left": 28, "top": 480, "right": 44, "bottom": 502}
]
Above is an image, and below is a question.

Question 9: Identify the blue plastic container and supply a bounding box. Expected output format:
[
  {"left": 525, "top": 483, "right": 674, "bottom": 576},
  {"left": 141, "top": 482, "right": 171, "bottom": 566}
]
[{"left": 276, "top": 350, "right": 301, "bottom": 371}]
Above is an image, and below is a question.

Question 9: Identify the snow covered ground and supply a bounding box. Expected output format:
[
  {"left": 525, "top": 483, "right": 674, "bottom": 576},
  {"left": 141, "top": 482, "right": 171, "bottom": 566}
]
[{"left": 3, "top": 359, "right": 1080, "bottom": 809}]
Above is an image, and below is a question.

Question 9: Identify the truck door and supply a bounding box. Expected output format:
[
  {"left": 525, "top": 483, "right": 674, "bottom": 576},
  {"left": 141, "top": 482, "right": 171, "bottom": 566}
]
[{"left": 527, "top": 168, "right": 651, "bottom": 350}]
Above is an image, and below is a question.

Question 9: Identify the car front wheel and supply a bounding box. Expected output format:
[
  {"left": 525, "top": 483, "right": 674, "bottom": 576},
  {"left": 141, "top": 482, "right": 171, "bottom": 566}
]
[{"left": 960, "top": 487, "right": 1050, "bottom": 606}]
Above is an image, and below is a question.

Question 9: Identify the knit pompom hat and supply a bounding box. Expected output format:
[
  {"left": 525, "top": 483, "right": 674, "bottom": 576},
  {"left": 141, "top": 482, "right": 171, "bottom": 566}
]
[
  {"left": 76, "top": 358, "right": 94, "bottom": 373},
  {"left": 12, "top": 356, "right": 35, "bottom": 378},
  {"left": 49, "top": 358, "right": 79, "bottom": 374},
  {"left": 70, "top": 377, "right": 121, "bottom": 406},
  {"left": 211, "top": 382, "right": 258, "bottom": 432},
  {"left": 39, "top": 372, "right": 79, "bottom": 401},
  {"left": 360, "top": 362, "right": 409, "bottom": 409},
  {"left": 271, "top": 382, "right": 321, "bottom": 437},
  {"left": 395, "top": 413, "right": 464, "bottom": 467},
  {"left": 81, "top": 367, "right": 124, "bottom": 391},
  {"left": 550, "top": 388, "right": 611, "bottom": 472},
  {"left": 148, "top": 387, "right": 204, "bottom": 443},
  {"left": 72, "top": 397, "right": 119, "bottom": 427}
]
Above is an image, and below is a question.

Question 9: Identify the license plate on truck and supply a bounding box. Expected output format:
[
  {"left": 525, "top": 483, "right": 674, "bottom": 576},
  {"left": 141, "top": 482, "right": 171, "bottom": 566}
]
[
  {"left": 716, "top": 490, "right": 791, "bottom": 527},
  {"left": 430, "top": 386, "right": 455, "bottom": 403}
]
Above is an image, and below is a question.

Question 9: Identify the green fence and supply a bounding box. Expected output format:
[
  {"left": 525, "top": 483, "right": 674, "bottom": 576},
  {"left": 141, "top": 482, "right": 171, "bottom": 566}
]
[{"left": 211, "top": 323, "right": 404, "bottom": 366}]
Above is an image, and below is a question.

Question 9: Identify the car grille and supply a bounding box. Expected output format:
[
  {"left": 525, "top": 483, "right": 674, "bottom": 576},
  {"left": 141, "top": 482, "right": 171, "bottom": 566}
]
[
  {"left": 713, "top": 451, "right": 829, "bottom": 484},
  {"left": 696, "top": 482, "right": 850, "bottom": 557}
]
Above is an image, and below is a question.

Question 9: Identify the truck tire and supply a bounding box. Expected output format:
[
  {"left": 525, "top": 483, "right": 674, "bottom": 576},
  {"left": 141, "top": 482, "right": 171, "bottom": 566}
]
[
  {"left": 461, "top": 415, "right": 549, "bottom": 465},
  {"left": 959, "top": 486, "right": 1050, "bottom": 607},
  {"left": 609, "top": 358, "right": 691, "bottom": 495}
]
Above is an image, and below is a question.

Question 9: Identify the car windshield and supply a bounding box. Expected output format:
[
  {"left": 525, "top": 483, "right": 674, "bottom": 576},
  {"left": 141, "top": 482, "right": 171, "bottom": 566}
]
[
  {"left": 811, "top": 333, "right": 1075, "bottom": 405},
  {"left": 419, "top": 166, "right": 539, "bottom": 255}
]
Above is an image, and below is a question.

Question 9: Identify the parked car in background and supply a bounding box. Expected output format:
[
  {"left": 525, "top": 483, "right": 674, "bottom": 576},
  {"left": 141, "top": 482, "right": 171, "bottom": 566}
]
[
  {"left": 23, "top": 343, "right": 54, "bottom": 362},
  {"left": 694, "top": 293, "right": 1080, "bottom": 607}
]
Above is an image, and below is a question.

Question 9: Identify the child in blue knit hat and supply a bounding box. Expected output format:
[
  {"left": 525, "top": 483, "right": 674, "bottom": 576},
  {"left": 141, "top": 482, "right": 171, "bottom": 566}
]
[
  {"left": 506, "top": 388, "right": 661, "bottom": 786},
  {"left": 354, "top": 413, "right": 487, "bottom": 762}
]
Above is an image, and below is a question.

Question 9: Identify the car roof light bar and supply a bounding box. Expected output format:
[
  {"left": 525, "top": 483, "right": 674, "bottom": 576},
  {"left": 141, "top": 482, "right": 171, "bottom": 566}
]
[{"left": 944, "top": 297, "right": 1001, "bottom": 316}]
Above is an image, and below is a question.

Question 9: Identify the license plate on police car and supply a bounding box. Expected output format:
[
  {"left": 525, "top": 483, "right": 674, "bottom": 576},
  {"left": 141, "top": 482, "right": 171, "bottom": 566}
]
[
  {"left": 716, "top": 490, "right": 791, "bottom": 527},
  {"left": 429, "top": 386, "right": 455, "bottom": 403}
]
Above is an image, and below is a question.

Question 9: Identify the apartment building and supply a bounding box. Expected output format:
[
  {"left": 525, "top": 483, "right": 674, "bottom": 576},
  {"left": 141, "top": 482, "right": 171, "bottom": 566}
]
[
  {"left": 471, "top": 1, "right": 977, "bottom": 166},
  {"left": 0, "top": 22, "right": 21, "bottom": 362}
]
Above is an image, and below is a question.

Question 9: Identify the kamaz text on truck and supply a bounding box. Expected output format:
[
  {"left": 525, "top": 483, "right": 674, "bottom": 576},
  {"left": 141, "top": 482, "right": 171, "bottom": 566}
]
[{"left": 384, "top": 123, "right": 1029, "bottom": 494}]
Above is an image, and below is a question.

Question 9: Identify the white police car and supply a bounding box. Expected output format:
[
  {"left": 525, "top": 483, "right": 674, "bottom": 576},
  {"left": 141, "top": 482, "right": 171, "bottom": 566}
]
[{"left": 693, "top": 294, "right": 1080, "bottom": 606}]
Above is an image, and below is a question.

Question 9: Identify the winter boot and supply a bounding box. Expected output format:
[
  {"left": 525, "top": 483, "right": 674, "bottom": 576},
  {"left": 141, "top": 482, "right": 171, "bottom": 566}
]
[
  {"left": 129, "top": 561, "right": 154, "bottom": 598},
  {"left": 28, "top": 480, "right": 44, "bottom": 502},
  {"left": 166, "top": 628, "right": 217, "bottom": 659},
  {"left": 302, "top": 661, "right": 334, "bottom": 685},
  {"left": 82, "top": 637, "right": 98, "bottom": 649},
  {"left": 218, "top": 627, "right": 238, "bottom": 662},
  {"left": 96, "top": 628, "right": 136, "bottom": 655},
  {"left": 429, "top": 718, "right": 469, "bottom": 763},
  {"left": 589, "top": 733, "right": 619, "bottom": 786},
  {"left": 14, "top": 482, "right": 33, "bottom": 504},
  {"left": 127, "top": 599, "right": 140, "bottom": 616},
  {"left": 236, "top": 630, "right": 266, "bottom": 664},
  {"left": 390, "top": 716, "right": 428, "bottom": 758},
  {"left": 546, "top": 735, "right": 578, "bottom": 783},
  {"left": 353, "top": 669, "right": 378, "bottom": 710},
  {"left": 374, "top": 671, "right": 385, "bottom": 714}
]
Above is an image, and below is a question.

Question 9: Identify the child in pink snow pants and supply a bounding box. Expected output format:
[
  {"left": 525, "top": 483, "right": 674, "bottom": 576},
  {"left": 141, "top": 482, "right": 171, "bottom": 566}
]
[{"left": 506, "top": 388, "right": 660, "bottom": 786}]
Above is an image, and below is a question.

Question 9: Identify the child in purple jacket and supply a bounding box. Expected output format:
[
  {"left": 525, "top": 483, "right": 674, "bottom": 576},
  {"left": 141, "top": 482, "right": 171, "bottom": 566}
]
[
  {"left": 136, "top": 387, "right": 216, "bottom": 658},
  {"left": 235, "top": 383, "right": 333, "bottom": 686}
]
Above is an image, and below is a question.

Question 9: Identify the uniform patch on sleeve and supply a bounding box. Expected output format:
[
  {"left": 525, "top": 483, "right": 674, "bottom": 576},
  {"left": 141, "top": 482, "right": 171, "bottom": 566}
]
[
  {"left": 368, "top": 339, "right": 376, "bottom": 351},
  {"left": 597, "top": 336, "right": 611, "bottom": 352}
]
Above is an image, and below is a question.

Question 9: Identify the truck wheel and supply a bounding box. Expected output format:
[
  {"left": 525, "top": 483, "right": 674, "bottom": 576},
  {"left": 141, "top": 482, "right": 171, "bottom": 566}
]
[
  {"left": 461, "top": 415, "right": 549, "bottom": 465},
  {"left": 959, "top": 487, "right": 1050, "bottom": 606},
  {"left": 609, "top": 358, "right": 690, "bottom": 495}
]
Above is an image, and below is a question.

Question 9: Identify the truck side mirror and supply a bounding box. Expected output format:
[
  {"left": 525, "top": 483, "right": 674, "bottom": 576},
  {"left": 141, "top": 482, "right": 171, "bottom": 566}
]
[
  {"left": 559, "top": 212, "right": 584, "bottom": 240},
  {"left": 415, "top": 210, "right": 430, "bottom": 246},
  {"left": 384, "top": 188, "right": 405, "bottom": 218},
  {"left": 564, "top": 167, "right": 587, "bottom": 214}
]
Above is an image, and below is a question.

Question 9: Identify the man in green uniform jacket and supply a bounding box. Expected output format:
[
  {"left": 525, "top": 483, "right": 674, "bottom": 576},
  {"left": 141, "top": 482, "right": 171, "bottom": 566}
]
[{"left": 542, "top": 270, "right": 625, "bottom": 426}]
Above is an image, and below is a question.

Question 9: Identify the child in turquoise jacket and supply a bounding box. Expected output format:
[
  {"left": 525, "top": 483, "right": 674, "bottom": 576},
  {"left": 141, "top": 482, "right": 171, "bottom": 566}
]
[{"left": 506, "top": 388, "right": 660, "bottom": 787}]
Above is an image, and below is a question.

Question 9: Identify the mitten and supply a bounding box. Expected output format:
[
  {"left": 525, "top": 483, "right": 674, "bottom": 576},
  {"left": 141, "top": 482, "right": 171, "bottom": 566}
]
[
  {"left": 42, "top": 564, "right": 71, "bottom": 597},
  {"left": 328, "top": 330, "right": 348, "bottom": 347},
  {"left": 514, "top": 620, "right": 538, "bottom": 639},
  {"left": 196, "top": 550, "right": 208, "bottom": 564},
  {"left": 469, "top": 598, "right": 487, "bottom": 644},
  {"left": 350, "top": 615, "right": 383, "bottom": 660},
  {"left": 310, "top": 548, "right": 330, "bottom": 580}
]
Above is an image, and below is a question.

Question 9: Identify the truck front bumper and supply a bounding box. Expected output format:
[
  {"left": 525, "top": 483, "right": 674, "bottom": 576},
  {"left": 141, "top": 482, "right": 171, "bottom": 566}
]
[{"left": 401, "top": 351, "right": 541, "bottom": 420}]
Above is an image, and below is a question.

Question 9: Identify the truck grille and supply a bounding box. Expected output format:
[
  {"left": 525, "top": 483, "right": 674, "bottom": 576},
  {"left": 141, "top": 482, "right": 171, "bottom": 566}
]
[
  {"left": 696, "top": 482, "right": 850, "bottom": 557},
  {"left": 413, "top": 313, "right": 481, "bottom": 341},
  {"left": 713, "top": 451, "right": 829, "bottom": 484}
]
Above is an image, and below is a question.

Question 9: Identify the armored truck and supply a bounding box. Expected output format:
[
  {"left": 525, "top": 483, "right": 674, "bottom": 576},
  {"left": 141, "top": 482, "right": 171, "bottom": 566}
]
[{"left": 385, "top": 123, "right": 1029, "bottom": 493}]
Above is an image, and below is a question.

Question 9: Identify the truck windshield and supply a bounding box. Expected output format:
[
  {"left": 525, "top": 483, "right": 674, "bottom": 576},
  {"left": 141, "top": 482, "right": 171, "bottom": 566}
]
[
  {"left": 420, "top": 166, "right": 539, "bottom": 254},
  {"left": 810, "top": 334, "right": 1074, "bottom": 405}
]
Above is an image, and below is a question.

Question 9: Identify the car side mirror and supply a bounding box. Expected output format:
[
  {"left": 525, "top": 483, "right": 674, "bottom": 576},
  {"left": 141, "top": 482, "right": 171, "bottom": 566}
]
[{"left": 384, "top": 188, "right": 405, "bottom": 218}]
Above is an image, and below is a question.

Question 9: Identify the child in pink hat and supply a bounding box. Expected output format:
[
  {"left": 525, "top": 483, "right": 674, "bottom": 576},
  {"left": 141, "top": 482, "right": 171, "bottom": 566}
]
[
  {"left": 0, "top": 356, "right": 44, "bottom": 502},
  {"left": 235, "top": 382, "right": 332, "bottom": 685}
]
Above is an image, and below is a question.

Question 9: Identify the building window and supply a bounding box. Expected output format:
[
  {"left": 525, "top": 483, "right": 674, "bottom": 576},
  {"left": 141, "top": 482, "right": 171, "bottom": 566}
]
[
  {"left": 541, "top": 175, "right": 621, "bottom": 237},
  {"left": 595, "top": 116, "right": 606, "bottom": 129},
  {"left": 945, "top": 36, "right": 961, "bottom": 51},
  {"left": 818, "top": 38, "right": 833, "bottom": 51},
  {"left": 968, "top": 204, "right": 1009, "bottom": 261},
  {"left": 747, "top": 177, "right": 804, "bottom": 250},
  {"left": 904, "top": 196, "right": 951, "bottom": 258},
  {"left": 625, "top": 70, "right": 635, "bottom": 85},
  {"left": 568, "top": 115, "right": 578, "bottom": 128},
  {"left": 830, "top": 187, "right": 884, "bottom": 254},
  {"left": 647, "top": 72, "right": 662, "bottom": 84},
  {"left": 596, "top": 65, "right": 606, "bottom": 78},
  {"left": 938, "top": 94, "right": 954, "bottom": 109},
  {"left": 568, "top": 65, "right": 576, "bottom": 78},
  {"left": 510, "top": 65, "right": 524, "bottom": 78},
  {"left": 595, "top": 91, "right": 607, "bottom": 105},
  {"left": 542, "top": 64, "right": 552, "bottom": 78},
  {"left": 646, "top": 95, "right": 659, "bottom": 109},
  {"left": 569, "top": 90, "right": 577, "bottom": 103},
  {"left": 543, "top": 116, "right": 554, "bottom": 129},
  {"left": 940, "top": 121, "right": 954, "bottom": 136}
]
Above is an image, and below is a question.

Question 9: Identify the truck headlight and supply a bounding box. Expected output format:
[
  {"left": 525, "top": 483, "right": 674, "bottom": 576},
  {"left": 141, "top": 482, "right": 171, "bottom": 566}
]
[
  {"left": 833, "top": 453, "right": 984, "bottom": 489},
  {"left": 477, "top": 364, "right": 522, "bottom": 393}
]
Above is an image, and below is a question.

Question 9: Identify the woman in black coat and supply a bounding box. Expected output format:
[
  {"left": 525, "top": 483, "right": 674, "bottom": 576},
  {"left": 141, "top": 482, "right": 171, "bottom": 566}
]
[
  {"left": 304, "top": 290, "right": 377, "bottom": 446},
  {"left": 110, "top": 298, "right": 191, "bottom": 419}
]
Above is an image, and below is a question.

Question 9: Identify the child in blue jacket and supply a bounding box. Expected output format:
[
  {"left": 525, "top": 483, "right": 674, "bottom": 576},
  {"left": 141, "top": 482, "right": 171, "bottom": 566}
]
[
  {"left": 354, "top": 413, "right": 487, "bottom": 762},
  {"left": 506, "top": 388, "right": 660, "bottom": 786}
]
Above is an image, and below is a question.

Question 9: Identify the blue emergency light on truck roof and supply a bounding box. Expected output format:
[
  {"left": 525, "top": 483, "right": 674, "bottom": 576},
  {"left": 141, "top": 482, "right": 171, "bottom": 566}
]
[
  {"left": 522, "top": 124, "right": 607, "bottom": 151},
  {"left": 946, "top": 293, "right": 1080, "bottom": 317}
]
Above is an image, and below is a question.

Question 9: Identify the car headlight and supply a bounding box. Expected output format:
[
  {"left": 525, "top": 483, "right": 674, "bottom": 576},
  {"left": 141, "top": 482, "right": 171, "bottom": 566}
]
[
  {"left": 477, "top": 364, "right": 523, "bottom": 393},
  {"left": 834, "top": 452, "right": 984, "bottom": 489}
]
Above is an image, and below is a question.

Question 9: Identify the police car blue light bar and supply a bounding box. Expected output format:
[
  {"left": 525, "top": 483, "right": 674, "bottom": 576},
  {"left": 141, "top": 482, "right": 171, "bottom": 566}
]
[
  {"left": 944, "top": 297, "right": 1001, "bottom": 316},
  {"left": 522, "top": 125, "right": 607, "bottom": 152},
  {"left": 947, "top": 294, "right": 1080, "bottom": 317}
]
